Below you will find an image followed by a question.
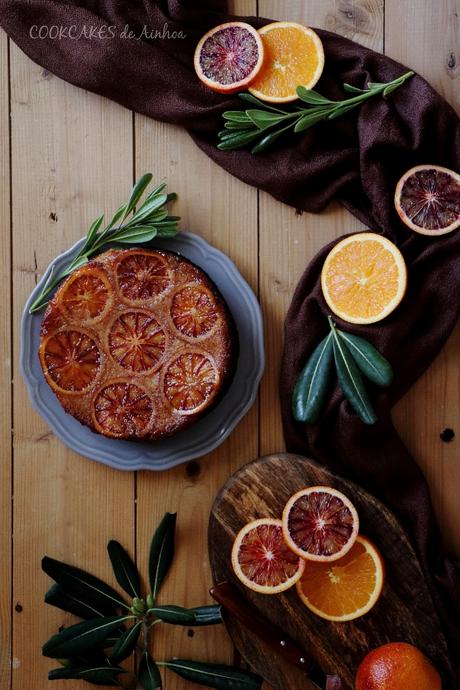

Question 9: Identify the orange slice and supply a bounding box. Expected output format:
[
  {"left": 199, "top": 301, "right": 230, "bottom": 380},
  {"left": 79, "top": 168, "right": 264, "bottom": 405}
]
[
  {"left": 394, "top": 164, "right": 460, "bottom": 236},
  {"left": 163, "top": 352, "right": 219, "bottom": 414},
  {"left": 39, "top": 330, "right": 101, "bottom": 395},
  {"left": 231, "top": 518, "right": 305, "bottom": 594},
  {"left": 116, "top": 250, "right": 171, "bottom": 305},
  {"left": 58, "top": 267, "right": 113, "bottom": 324},
  {"left": 296, "top": 535, "right": 385, "bottom": 621},
  {"left": 282, "top": 486, "right": 359, "bottom": 562},
  {"left": 171, "top": 284, "right": 220, "bottom": 339},
  {"left": 248, "top": 22, "right": 324, "bottom": 103},
  {"left": 194, "top": 22, "right": 264, "bottom": 94},
  {"left": 93, "top": 382, "right": 154, "bottom": 438},
  {"left": 109, "top": 311, "right": 166, "bottom": 374},
  {"left": 321, "top": 233, "right": 407, "bottom": 324}
]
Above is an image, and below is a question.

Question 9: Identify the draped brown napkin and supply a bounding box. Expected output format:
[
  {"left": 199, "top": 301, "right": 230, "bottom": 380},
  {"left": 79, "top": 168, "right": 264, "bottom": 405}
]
[{"left": 1, "top": 0, "right": 459, "bottom": 665}]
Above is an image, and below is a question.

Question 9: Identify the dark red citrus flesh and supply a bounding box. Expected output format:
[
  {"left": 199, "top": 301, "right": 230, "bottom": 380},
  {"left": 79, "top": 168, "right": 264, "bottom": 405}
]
[
  {"left": 109, "top": 311, "right": 166, "bottom": 373},
  {"left": 287, "top": 491, "right": 355, "bottom": 557},
  {"left": 171, "top": 285, "right": 219, "bottom": 338},
  {"left": 199, "top": 26, "right": 260, "bottom": 85},
  {"left": 164, "top": 352, "right": 217, "bottom": 412},
  {"left": 42, "top": 331, "right": 101, "bottom": 392},
  {"left": 239, "top": 523, "right": 300, "bottom": 587},
  {"left": 94, "top": 382, "right": 153, "bottom": 437},
  {"left": 116, "top": 252, "right": 171, "bottom": 303},
  {"left": 399, "top": 168, "right": 460, "bottom": 231},
  {"left": 61, "top": 272, "right": 110, "bottom": 321}
]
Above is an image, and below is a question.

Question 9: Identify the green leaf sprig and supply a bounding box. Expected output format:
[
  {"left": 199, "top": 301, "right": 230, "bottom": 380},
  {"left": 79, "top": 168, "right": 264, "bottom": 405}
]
[
  {"left": 292, "top": 317, "right": 393, "bottom": 426},
  {"left": 29, "top": 173, "right": 180, "bottom": 314},
  {"left": 218, "top": 70, "right": 414, "bottom": 153},
  {"left": 42, "top": 512, "right": 260, "bottom": 690}
]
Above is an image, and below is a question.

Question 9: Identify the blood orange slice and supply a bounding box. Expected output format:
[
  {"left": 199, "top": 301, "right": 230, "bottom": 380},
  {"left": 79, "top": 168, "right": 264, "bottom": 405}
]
[
  {"left": 194, "top": 22, "right": 264, "bottom": 94},
  {"left": 296, "top": 535, "right": 384, "bottom": 621},
  {"left": 395, "top": 164, "right": 460, "bottom": 236},
  {"left": 163, "top": 352, "right": 218, "bottom": 414},
  {"left": 93, "top": 382, "right": 153, "bottom": 438},
  {"left": 39, "top": 330, "right": 101, "bottom": 394},
  {"left": 116, "top": 250, "right": 171, "bottom": 305},
  {"left": 171, "top": 284, "right": 219, "bottom": 338},
  {"left": 231, "top": 518, "right": 305, "bottom": 594},
  {"left": 58, "top": 267, "right": 113, "bottom": 323},
  {"left": 282, "top": 486, "right": 359, "bottom": 562},
  {"left": 109, "top": 311, "right": 166, "bottom": 373}
]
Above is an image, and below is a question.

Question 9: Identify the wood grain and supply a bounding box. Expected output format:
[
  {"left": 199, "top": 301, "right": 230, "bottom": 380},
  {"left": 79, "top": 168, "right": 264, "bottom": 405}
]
[
  {"left": 387, "top": 0, "right": 460, "bottom": 561},
  {"left": 257, "top": 0, "right": 383, "bottom": 456},
  {"left": 0, "top": 30, "right": 12, "bottom": 690},
  {"left": 0, "top": 0, "right": 458, "bottom": 688},
  {"left": 9, "top": 45, "right": 135, "bottom": 689},
  {"left": 209, "top": 454, "right": 455, "bottom": 690},
  {"left": 133, "top": 3, "right": 259, "bottom": 688}
]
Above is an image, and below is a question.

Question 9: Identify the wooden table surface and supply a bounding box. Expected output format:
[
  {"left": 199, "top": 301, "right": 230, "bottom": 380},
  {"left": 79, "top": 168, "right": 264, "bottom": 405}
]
[{"left": 0, "top": 1, "right": 459, "bottom": 689}]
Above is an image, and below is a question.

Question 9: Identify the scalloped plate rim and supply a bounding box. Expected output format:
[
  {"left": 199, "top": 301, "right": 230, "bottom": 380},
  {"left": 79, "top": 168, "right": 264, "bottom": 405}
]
[{"left": 20, "top": 231, "right": 264, "bottom": 471}]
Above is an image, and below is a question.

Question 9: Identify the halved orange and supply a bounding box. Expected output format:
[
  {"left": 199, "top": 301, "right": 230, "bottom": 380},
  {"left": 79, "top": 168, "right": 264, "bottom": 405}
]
[
  {"left": 116, "top": 250, "right": 171, "bottom": 305},
  {"left": 109, "top": 311, "right": 166, "bottom": 374},
  {"left": 171, "top": 284, "right": 219, "bottom": 339},
  {"left": 282, "top": 486, "right": 359, "bottom": 562},
  {"left": 231, "top": 518, "right": 305, "bottom": 594},
  {"left": 248, "top": 22, "right": 324, "bottom": 103},
  {"left": 194, "top": 22, "right": 264, "bottom": 94},
  {"left": 163, "top": 352, "right": 218, "bottom": 414},
  {"left": 93, "top": 382, "right": 154, "bottom": 438},
  {"left": 321, "top": 233, "right": 407, "bottom": 324},
  {"left": 39, "top": 330, "right": 101, "bottom": 394},
  {"left": 58, "top": 267, "right": 113, "bottom": 324},
  {"left": 395, "top": 164, "right": 460, "bottom": 236},
  {"left": 296, "top": 535, "right": 385, "bottom": 621}
]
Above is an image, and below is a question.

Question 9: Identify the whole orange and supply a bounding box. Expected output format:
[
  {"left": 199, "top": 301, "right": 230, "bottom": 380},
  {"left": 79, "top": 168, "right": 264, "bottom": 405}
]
[{"left": 355, "top": 642, "right": 441, "bottom": 690}]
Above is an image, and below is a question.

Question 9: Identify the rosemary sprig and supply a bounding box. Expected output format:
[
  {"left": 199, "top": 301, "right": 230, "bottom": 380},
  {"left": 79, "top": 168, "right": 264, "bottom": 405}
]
[
  {"left": 29, "top": 173, "right": 180, "bottom": 314},
  {"left": 218, "top": 70, "right": 414, "bottom": 153}
]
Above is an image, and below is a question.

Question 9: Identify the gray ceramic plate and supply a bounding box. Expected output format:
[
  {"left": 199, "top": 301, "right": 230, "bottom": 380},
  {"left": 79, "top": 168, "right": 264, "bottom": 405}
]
[{"left": 20, "top": 232, "right": 264, "bottom": 471}]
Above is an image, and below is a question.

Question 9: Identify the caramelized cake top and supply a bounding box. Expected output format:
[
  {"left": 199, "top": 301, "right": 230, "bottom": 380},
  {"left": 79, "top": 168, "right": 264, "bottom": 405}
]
[{"left": 39, "top": 248, "right": 237, "bottom": 440}]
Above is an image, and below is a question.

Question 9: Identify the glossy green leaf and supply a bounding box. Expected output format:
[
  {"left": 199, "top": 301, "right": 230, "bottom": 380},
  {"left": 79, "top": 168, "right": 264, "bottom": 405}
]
[
  {"left": 128, "top": 194, "right": 168, "bottom": 224},
  {"left": 48, "top": 665, "right": 124, "bottom": 684},
  {"left": 222, "top": 110, "right": 252, "bottom": 123},
  {"left": 42, "top": 556, "right": 128, "bottom": 611},
  {"left": 112, "top": 227, "right": 158, "bottom": 244},
  {"left": 151, "top": 604, "right": 223, "bottom": 626},
  {"left": 327, "top": 102, "right": 360, "bottom": 120},
  {"left": 44, "top": 583, "right": 114, "bottom": 619},
  {"left": 79, "top": 214, "right": 104, "bottom": 255},
  {"left": 123, "top": 173, "right": 153, "bottom": 219},
  {"left": 296, "top": 87, "right": 334, "bottom": 105},
  {"left": 245, "top": 109, "right": 284, "bottom": 130},
  {"left": 250, "top": 128, "right": 286, "bottom": 153},
  {"left": 43, "top": 615, "right": 132, "bottom": 658},
  {"left": 109, "top": 621, "right": 142, "bottom": 664},
  {"left": 238, "top": 93, "right": 287, "bottom": 113},
  {"left": 342, "top": 83, "right": 367, "bottom": 94},
  {"left": 292, "top": 333, "right": 334, "bottom": 423},
  {"left": 294, "top": 110, "right": 328, "bottom": 132},
  {"left": 331, "top": 326, "right": 377, "bottom": 425},
  {"left": 139, "top": 652, "right": 163, "bottom": 690},
  {"left": 217, "top": 130, "right": 262, "bottom": 150},
  {"left": 107, "top": 540, "right": 140, "bottom": 599},
  {"left": 148, "top": 512, "right": 177, "bottom": 601},
  {"left": 164, "top": 659, "right": 262, "bottom": 690},
  {"left": 337, "top": 331, "right": 393, "bottom": 387}
]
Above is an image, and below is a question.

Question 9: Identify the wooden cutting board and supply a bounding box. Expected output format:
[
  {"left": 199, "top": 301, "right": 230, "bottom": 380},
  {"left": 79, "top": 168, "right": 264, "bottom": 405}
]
[{"left": 208, "top": 454, "right": 455, "bottom": 690}]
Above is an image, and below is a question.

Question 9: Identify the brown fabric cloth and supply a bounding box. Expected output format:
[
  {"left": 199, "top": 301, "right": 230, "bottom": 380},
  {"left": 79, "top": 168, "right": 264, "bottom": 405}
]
[{"left": 2, "top": 0, "right": 460, "bottom": 665}]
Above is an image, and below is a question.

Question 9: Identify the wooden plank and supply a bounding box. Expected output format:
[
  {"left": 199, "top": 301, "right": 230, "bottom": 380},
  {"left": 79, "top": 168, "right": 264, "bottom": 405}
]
[
  {"left": 0, "top": 30, "right": 12, "bottom": 690},
  {"left": 133, "top": 2, "right": 259, "bottom": 687},
  {"left": 386, "top": 0, "right": 460, "bottom": 558},
  {"left": 257, "top": 0, "right": 383, "bottom": 455},
  {"left": 9, "top": 46, "right": 135, "bottom": 688}
]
